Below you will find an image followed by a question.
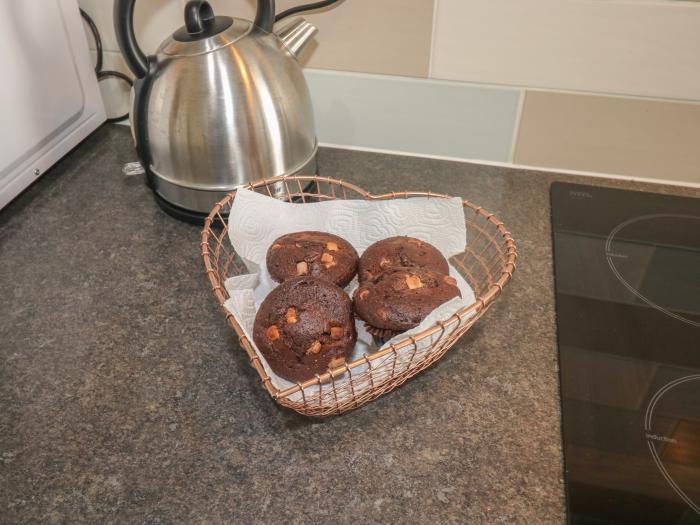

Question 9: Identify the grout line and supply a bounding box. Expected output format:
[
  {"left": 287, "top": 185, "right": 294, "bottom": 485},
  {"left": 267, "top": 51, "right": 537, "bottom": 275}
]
[
  {"left": 302, "top": 68, "right": 700, "bottom": 105},
  {"left": 303, "top": 67, "right": 521, "bottom": 93},
  {"left": 508, "top": 88, "right": 526, "bottom": 163},
  {"left": 525, "top": 86, "right": 700, "bottom": 106},
  {"left": 596, "top": 0, "right": 700, "bottom": 6},
  {"left": 428, "top": 0, "right": 440, "bottom": 79},
  {"left": 316, "top": 142, "right": 700, "bottom": 190}
]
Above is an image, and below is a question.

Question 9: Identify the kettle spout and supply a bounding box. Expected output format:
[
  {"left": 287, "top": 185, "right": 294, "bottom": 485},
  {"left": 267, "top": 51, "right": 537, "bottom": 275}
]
[{"left": 276, "top": 18, "right": 318, "bottom": 60}]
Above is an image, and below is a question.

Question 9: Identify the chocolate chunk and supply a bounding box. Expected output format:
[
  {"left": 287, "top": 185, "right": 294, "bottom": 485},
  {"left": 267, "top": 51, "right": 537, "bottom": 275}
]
[{"left": 266, "top": 231, "right": 358, "bottom": 288}]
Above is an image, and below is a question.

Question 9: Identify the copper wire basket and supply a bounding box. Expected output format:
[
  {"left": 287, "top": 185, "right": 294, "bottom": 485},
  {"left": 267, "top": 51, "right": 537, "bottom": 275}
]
[{"left": 200, "top": 176, "right": 517, "bottom": 417}]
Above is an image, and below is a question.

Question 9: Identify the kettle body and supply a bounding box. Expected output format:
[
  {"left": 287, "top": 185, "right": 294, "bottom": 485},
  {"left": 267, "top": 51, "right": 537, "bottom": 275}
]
[{"left": 115, "top": 0, "right": 318, "bottom": 221}]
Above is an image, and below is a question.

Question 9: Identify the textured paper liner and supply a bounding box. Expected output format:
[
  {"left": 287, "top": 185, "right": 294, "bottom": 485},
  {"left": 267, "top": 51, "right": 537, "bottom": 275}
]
[{"left": 200, "top": 176, "right": 517, "bottom": 417}]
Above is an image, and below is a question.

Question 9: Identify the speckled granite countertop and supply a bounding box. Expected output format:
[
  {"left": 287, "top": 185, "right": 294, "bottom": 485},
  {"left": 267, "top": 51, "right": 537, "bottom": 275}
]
[{"left": 1, "top": 125, "right": 698, "bottom": 524}]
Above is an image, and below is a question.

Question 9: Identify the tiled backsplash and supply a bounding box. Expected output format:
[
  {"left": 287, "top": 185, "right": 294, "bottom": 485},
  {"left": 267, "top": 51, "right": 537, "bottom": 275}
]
[
  {"left": 306, "top": 71, "right": 521, "bottom": 161},
  {"left": 514, "top": 91, "right": 700, "bottom": 185},
  {"left": 252, "top": 0, "right": 435, "bottom": 77},
  {"left": 432, "top": 0, "right": 700, "bottom": 100},
  {"left": 80, "top": 0, "right": 700, "bottom": 185}
]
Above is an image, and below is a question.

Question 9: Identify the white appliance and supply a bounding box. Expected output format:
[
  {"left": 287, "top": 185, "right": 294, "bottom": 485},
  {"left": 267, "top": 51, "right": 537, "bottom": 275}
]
[{"left": 0, "top": 0, "right": 105, "bottom": 211}]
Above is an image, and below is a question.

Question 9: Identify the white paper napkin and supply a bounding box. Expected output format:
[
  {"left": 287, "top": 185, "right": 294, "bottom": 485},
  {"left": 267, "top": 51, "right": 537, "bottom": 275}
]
[{"left": 222, "top": 188, "right": 476, "bottom": 400}]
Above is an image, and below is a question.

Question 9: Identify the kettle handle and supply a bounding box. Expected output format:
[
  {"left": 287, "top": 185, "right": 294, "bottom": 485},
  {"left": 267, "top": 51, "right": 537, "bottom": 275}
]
[
  {"left": 254, "top": 0, "right": 275, "bottom": 32},
  {"left": 114, "top": 0, "right": 149, "bottom": 79}
]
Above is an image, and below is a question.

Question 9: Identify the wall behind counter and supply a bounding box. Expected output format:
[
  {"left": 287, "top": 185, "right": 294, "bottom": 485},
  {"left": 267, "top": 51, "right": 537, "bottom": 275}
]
[{"left": 79, "top": 0, "right": 700, "bottom": 186}]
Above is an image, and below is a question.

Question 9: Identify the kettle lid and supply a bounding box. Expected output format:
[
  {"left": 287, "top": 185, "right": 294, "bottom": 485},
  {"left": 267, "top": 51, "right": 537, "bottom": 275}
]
[{"left": 172, "top": 1, "right": 233, "bottom": 42}]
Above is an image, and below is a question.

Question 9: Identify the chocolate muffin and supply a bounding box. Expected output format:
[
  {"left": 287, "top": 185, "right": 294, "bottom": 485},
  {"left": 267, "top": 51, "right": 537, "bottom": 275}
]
[
  {"left": 253, "top": 276, "right": 357, "bottom": 383},
  {"left": 266, "top": 231, "right": 359, "bottom": 288},
  {"left": 354, "top": 267, "right": 460, "bottom": 340},
  {"left": 358, "top": 236, "right": 449, "bottom": 283}
]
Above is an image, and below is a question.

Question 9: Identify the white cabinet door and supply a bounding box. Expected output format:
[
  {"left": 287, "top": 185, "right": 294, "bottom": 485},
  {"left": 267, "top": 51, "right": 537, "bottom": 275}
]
[{"left": 0, "top": 0, "right": 105, "bottom": 210}]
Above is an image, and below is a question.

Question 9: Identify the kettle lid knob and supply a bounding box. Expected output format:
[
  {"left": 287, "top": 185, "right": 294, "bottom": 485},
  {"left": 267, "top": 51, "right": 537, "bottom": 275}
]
[
  {"left": 185, "top": 1, "right": 215, "bottom": 35},
  {"left": 173, "top": 1, "right": 233, "bottom": 42}
]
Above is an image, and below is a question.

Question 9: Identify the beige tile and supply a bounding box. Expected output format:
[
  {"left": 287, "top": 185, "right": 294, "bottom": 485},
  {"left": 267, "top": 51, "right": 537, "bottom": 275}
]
[
  {"left": 205, "top": 0, "right": 255, "bottom": 19},
  {"left": 132, "top": 0, "right": 186, "bottom": 54},
  {"left": 432, "top": 0, "right": 700, "bottom": 100},
  {"left": 82, "top": 0, "right": 433, "bottom": 77},
  {"left": 97, "top": 52, "right": 133, "bottom": 121},
  {"left": 209, "top": 0, "right": 435, "bottom": 77},
  {"left": 514, "top": 91, "right": 700, "bottom": 184},
  {"left": 78, "top": 0, "right": 184, "bottom": 55}
]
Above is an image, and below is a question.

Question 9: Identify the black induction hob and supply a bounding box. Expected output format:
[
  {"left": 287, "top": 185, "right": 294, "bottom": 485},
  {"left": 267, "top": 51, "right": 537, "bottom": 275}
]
[{"left": 551, "top": 182, "right": 700, "bottom": 525}]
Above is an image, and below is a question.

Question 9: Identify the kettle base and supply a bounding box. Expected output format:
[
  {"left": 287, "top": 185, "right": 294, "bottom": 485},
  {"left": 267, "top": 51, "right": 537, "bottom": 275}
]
[
  {"left": 152, "top": 182, "right": 319, "bottom": 225},
  {"left": 149, "top": 151, "right": 319, "bottom": 224},
  {"left": 152, "top": 191, "right": 218, "bottom": 225}
]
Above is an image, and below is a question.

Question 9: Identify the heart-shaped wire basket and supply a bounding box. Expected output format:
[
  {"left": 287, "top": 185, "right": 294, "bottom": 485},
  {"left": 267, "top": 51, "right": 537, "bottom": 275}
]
[{"left": 200, "top": 176, "right": 517, "bottom": 416}]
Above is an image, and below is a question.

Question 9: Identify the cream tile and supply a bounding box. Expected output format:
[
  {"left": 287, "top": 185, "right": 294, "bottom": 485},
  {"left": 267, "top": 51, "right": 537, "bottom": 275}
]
[
  {"left": 132, "top": 0, "right": 185, "bottom": 55},
  {"left": 97, "top": 52, "right": 133, "bottom": 121},
  {"left": 205, "top": 0, "right": 255, "bottom": 19},
  {"left": 78, "top": 2, "right": 97, "bottom": 52},
  {"left": 81, "top": 0, "right": 434, "bottom": 77},
  {"left": 432, "top": 0, "right": 700, "bottom": 100},
  {"left": 514, "top": 91, "right": 700, "bottom": 184},
  {"left": 209, "top": 0, "right": 435, "bottom": 77},
  {"left": 100, "top": 50, "right": 132, "bottom": 76},
  {"left": 75, "top": 1, "right": 134, "bottom": 119},
  {"left": 78, "top": 0, "right": 184, "bottom": 55},
  {"left": 77, "top": 0, "right": 107, "bottom": 48}
]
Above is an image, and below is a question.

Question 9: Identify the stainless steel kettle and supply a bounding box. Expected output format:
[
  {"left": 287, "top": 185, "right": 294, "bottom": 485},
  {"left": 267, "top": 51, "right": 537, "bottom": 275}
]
[{"left": 114, "top": 0, "right": 321, "bottom": 221}]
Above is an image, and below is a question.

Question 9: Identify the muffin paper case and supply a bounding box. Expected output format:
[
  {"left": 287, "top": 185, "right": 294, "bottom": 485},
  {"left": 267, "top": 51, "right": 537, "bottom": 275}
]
[{"left": 200, "top": 177, "right": 516, "bottom": 416}]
